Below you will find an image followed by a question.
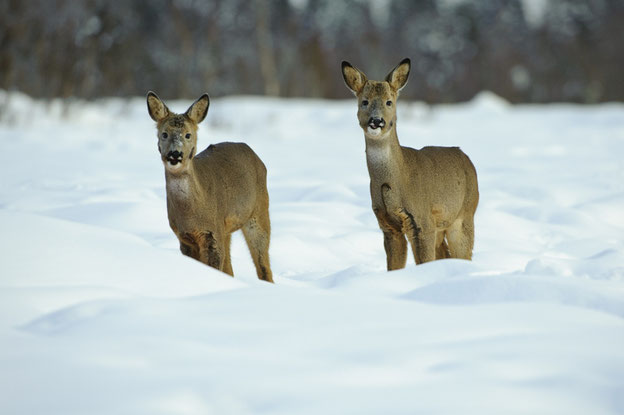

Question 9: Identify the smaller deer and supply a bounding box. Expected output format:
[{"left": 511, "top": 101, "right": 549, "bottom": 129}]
[
  {"left": 147, "top": 92, "right": 273, "bottom": 282},
  {"left": 342, "top": 59, "right": 479, "bottom": 269}
]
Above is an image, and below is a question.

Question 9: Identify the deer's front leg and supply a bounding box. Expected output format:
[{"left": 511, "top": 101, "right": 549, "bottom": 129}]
[
  {"left": 374, "top": 207, "right": 407, "bottom": 270},
  {"left": 412, "top": 228, "right": 436, "bottom": 264},
  {"left": 383, "top": 231, "right": 408, "bottom": 270},
  {"left": 197, "top": 231, "right": 225, "bottom": 272},
  {"left": 178, "top": 233, "right": 200, "bottom": 260},
  {"left": 179, "top": 241, "right": 199, "bottom": 260},
  {"left": 399, "top": 209, "right": 436, "bottom": 265}
]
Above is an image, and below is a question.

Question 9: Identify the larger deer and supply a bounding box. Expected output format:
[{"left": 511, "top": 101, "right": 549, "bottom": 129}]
[
  {"left": 147, "top": 92, "right": 273, "bottom": 282},
  {"left": 342, "top": 59, "right": 479, "bottom": 269}
]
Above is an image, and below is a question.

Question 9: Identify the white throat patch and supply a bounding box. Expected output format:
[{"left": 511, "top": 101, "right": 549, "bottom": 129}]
[
  {"left": 366, "top": 145, "right": 391, "bottom": 165},
  {"left": 166, "top": 175, "right": 191, "bottom": 199}
]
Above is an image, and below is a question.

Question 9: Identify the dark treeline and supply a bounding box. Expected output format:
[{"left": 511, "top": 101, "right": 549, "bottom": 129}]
[{"left": 1, "top": 0, "right": 622, "bottom": 103}]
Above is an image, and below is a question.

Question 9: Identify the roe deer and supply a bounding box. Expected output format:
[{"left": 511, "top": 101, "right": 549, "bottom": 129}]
[
  {"left": 147, "top": 92, "right": 273, "bottom": 282},
  {"left": 341, "top": 58, "right": 479, "bottom": 269}
]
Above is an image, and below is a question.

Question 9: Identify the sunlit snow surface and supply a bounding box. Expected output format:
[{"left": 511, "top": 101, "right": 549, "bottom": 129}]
[{"left": 1, "top": 91, "right": 623, "bottom": 414}]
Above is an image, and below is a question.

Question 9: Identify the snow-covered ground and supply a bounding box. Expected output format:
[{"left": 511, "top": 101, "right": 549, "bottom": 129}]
[{"left": 1, "top": 90, "right": 623, "bottom": 414}]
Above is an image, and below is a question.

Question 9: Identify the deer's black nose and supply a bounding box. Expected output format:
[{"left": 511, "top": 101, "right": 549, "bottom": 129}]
[
  {"left": 166, "top": 150, "right": 184, "bottom": 165},
  {"left": 368, "top": 117, "right": 385, "bottom": 129}
]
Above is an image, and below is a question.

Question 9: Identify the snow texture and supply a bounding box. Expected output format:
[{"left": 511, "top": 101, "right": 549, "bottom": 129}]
[{"left": 1, "top": 90, "right": 623, "bottom": 414}]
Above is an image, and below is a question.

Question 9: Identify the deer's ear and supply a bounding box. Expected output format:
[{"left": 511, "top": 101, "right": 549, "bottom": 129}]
[
  {"left": 147, "top": 91, "right": 169, "bottom": 122},
  {"left": 185, "top": 93, "right": 210, "bottom": 124},
  {"left": 342, "top": 61, "right": 367, "bottom": 95},
  {"left": 385, "top": 58, "right": 411, "bottom": 92}
]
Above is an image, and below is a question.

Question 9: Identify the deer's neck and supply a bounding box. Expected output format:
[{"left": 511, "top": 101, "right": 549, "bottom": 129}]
[
  {"left": 365, "top": 127, "right": 404, "bottom": 185},
  {"left": 165, "top": 162, "right": 199, "bottom": 206}
]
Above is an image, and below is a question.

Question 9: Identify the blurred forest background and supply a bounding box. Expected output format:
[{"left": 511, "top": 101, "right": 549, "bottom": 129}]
[{"left": 1, "top": 0, "right": 622, "bottom": 103}]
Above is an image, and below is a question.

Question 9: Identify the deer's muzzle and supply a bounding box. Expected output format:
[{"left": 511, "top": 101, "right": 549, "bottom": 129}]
[
  {"left": 166, "top": 150, "right": 184, "bottom": 165},
  {"left": 368, "top": 117, "right": 386, "bottom": 130}
]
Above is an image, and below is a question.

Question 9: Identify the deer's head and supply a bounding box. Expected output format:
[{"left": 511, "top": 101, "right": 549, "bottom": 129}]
[
  {"left": 342, "top": 58, "right": 410, "bottom": 139},
  {"left": 147, "top": 92, "right": 209, "bottom": 173}
]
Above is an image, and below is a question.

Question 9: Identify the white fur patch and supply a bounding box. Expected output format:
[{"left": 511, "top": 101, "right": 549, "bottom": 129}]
[
  {"left": 166, "top": 175, "right": 191, "bottom": 198},
  {"left": 165, "top": 160, "right": 184, "bottom": 171},
  {"left": 366, "top": 145, "right": 391, "bottom": 165},
  {"left": 366, "top": 126, "right": 382, "bottom": 137}
]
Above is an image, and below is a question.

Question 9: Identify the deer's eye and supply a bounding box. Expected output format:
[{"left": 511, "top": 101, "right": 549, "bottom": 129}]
[
  {"left": 386, "top": 100, "right": 392, "bottom": 106},
  {"left": 185, "top": 133, "right": 191, "bottom": 139},
  {"left": 161, "top": 132, "right": 168, "bottom": 139},
  {"left": 362, "top": 100, "right": 369, "bottom": 106}
]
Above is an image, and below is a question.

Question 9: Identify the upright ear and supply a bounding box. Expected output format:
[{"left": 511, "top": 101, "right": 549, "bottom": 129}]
[
  {"left": 385, "top": 58, "right": 411, "bottom": 92},
  {"left": 185, "top": 94, "right": 210, "bottom": 124},
  {"left": 342, "top": 61, "right": 368, "bottom": 95},
  {"left": 147, "top": 91, "right": 169, "bottom": 122}
]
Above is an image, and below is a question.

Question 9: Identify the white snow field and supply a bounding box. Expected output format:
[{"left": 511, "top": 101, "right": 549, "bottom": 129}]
[{"left": 1, "top": 90, "right": 623, "bottom": 414}]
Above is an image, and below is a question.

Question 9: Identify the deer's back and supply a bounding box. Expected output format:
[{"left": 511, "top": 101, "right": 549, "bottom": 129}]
[{"left": 195, "top": 142, "right": 266, "bottom": 179}]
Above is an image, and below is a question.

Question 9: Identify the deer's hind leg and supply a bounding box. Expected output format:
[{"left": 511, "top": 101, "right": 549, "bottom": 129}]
[
  {"left": 446, "top": 216, "right": 474, "bottom": 260},
  {"left": 242, "top": 212, "right": 273, "bottom": 283},
  {"left": 436, "top": 231, "right": 451, "bottom": 259},
  {"left": 222, "top": 233, "right": 233, "bottom": 276}
]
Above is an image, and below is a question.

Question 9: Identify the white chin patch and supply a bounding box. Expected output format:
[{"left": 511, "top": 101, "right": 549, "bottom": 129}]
[
  {"left": 166, "top": 161, "right": 184, "bottom": 170},
  {"left": 366, "top": 127, "right": 383, "bottom": 137}
]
